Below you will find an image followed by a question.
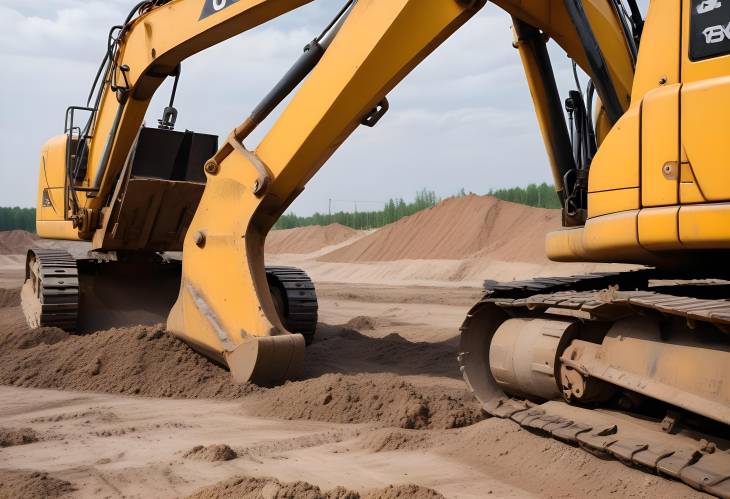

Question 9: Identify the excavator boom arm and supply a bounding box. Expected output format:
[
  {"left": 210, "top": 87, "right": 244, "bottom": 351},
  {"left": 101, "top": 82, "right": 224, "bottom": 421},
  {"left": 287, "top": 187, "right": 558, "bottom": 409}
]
[{"left": 34, "top": 0, "right": 640, "bottom": 382}]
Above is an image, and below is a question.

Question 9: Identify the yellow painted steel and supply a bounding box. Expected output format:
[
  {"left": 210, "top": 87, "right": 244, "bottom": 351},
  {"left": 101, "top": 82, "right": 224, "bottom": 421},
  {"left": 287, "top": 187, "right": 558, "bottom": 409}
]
[
  {"left": 167, "top": 0, "right": 484, "bottom": 384},
  {"left": 545, "top": 227, "right": 590, "bottom": 262},
  {"left": 679, "top": 203, "right": 730, "bottom": 249},
  {"left": 679, "top": 163, "right": 706, "bottom": 204},
  {"left": 587, "top": 106, "right": 640, "bottom": 193},
  {"left": 81, "top": 0, "right": 314, "bottom": 225},
  {"left": 641, "top": 84, "right": 680, "bottom": 207},
  {"left": 681, "top": 77, "right": 730, "bottom": 202},
  {"left": 681, "top": 0, "right": 730, "bottom": 84},
  {"left": 492, "top": 0, "right": 634, "bottom": 118},
  {"left": 512, "top": 21, "right": 567, "bottom": 197},
  {"left": 587, "top": 188, "right": 639, "bottom": 218},
  {"left": 36, "top": 136, "right": 70, "bottom": 226},
  {"left": 638, "top": 206, "right": 679, "bottom": 250},
  {"left": 36, "top": 221, "right": 81, "bottom": 241},
  {"left": 583, "top": 210, "right": 641, "bottom": 257},
  {"left": 630, "top": 0, "right": 681, "bottom": 103}
]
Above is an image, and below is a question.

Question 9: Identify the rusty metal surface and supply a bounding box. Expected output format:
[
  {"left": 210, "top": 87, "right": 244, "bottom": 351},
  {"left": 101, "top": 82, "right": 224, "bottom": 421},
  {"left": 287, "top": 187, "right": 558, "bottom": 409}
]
[
  {"left": 460, "top": 270, "right": 730, "bottom": 497},
  {"left": 485, "top": 397, "right": 730, "bottom": 497}
]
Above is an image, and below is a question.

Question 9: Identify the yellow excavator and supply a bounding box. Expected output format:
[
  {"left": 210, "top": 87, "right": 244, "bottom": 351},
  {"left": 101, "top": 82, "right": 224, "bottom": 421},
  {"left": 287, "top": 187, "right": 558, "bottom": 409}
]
[{"left": 22, "top": 0, "right": 730, "bottom": 494}]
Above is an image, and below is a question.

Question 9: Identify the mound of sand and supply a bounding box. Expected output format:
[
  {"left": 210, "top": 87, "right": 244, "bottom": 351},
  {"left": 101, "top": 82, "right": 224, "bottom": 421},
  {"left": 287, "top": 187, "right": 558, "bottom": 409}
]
[
  {"left": 0, "top": 301, "right": 480, "bottom": 429},
  {"left": 0, "top": 315, "right": 257, "bottom": 399},
  {"left": 184, "top": 444, "right": 238, "bottom": 462},
  {"left": 266, "top": 224, "right": 361, "bottom": 254},
  {"left": 0, "top": 470, "right": 74, "bottom": 499},
  {"left": 187, "top": 476, "right": 443, "bottom": 499},
  {"left": 247, "top": 373, "right": 483, "bottom": 430},
  {"left": 0, "top": 230, "right": 37, "bottom": 256},
  {"left": 366, "top": 485, "right": 444, "bottom": 499},
  {"left": 321, "top": 195, "right": 560, "bottom": 264},
  {"left": 359, "top": 418, "right": 700, "bottom": 499},
  {"left": 0, "top": 289, "right": 19, "bottom": 309},
  {"left": 0, "top": 427, "right": 39, "bottom": 447}
]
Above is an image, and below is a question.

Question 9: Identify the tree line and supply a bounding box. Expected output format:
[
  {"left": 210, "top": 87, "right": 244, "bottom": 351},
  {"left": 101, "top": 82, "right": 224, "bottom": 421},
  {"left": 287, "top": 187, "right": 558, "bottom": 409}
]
[
  {"left": 487, "top": 182, "right": 561, "bottom": 209},
  {"left": 0, "top": 207, "right": 35, "bottom": 232},
  {"left": 0, "top": 184, "right": 561, "bottom": 233},
  {"left": 275, "top": 183, "right": 560, "bottom": 230}
]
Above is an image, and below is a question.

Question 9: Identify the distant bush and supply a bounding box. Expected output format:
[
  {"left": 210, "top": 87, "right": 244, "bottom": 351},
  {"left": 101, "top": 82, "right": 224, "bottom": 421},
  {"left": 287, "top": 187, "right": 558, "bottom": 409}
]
[
  {"left": 488, "top": 183, "right": 561, "bottom": 209},
  {"left": 0, "top": 207, "right": 35, "bottom": 232},
  {"left": 275, "top": 183, "right": 560, "bottom": 230}
]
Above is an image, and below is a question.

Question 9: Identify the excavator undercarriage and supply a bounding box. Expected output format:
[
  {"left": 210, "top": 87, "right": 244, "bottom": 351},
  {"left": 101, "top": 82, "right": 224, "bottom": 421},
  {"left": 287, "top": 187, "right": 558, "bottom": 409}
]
[{"left": 460, "top": 271, "right": 730, "bottom": 496}]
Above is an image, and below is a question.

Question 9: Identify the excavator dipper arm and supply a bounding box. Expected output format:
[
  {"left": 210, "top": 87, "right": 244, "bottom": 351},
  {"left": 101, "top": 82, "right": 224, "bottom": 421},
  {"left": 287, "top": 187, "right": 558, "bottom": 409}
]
[{"left": 166, "top": 0, "right": 486, "bottom": 384}]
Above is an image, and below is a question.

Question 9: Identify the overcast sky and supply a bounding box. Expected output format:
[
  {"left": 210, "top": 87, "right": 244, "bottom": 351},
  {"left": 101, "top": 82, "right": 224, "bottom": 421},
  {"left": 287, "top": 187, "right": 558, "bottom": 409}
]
[{"left": 0, "top": 0, "right": 647, "bottom": 216}]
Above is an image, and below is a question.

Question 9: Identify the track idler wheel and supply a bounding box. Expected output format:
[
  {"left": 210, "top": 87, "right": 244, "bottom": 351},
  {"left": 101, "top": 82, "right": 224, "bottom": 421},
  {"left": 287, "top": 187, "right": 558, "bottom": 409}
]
[{"left": 459, "top": 300, "right": 579, "bottom": 408}]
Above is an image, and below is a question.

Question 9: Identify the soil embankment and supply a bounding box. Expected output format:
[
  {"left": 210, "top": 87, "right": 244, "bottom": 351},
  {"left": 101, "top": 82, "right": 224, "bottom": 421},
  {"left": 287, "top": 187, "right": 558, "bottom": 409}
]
[{"left": 321, "top": 195, "right": 558, "bottom": 263}]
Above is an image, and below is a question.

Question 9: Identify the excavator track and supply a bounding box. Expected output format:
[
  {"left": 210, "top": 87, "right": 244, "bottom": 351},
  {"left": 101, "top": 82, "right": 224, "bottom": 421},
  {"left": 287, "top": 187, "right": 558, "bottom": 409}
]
[
  {"left": 20, "top": 248, "right": 79, "bottom": 330},
  {"left": 20, "top": 253, "right": 319, "bottom": 343},
  {"left": 459, "top": 271, "right": 730, "bottom": 497},
  {"left": 265, "top": 266, "right": 319, "bottom": 345}
]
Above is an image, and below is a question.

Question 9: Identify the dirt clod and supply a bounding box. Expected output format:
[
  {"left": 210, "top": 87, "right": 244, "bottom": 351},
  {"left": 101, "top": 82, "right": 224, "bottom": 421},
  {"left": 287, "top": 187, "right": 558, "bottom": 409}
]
[
  {"left": 0, "top": 470, "right": 74, "bottom": 499},
  {"left": 0, "top": 319, "right": 259, "bottom": 399},
  {"left": 0, "top": 427, "right": 40, "bottom": 447},
  {"left": 364, "top": 484, "right": 444, "bottom": 499},
  {"left": 186, "top": 476, "right": 441, "bottom": 499},
  {"left": 248, "top": 373, "right": 484, "bottom": 430},
  {"left": 184, "top": 444, "right": 238, "bottom": 462},
  {"left": 186, "top": 476, "right": 357, "bottom": 499}
]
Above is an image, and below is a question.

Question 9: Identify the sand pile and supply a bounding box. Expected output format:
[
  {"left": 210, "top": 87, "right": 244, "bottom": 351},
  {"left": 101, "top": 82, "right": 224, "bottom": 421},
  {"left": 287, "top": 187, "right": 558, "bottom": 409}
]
[
  {"left": 248, "top": 373, "right": 483, "bottom": 430},
  {"left": 266, "top": 224, "right": 361, "bottom": 254},
  {"left": 0, "top": 312, "right": 256, "bottom": 399},
  {"left": 360, "top": 418, "right": 701, "bottom": 499},
  {"left": 184, "top": 444, "right": 238, "bottom": 462},
  {"left": 0, "top": 302, "right": 480, "bottom": 428},
  {"left": 0, "top": 427, "right": 39, "bottom": 447},
  {"left": 187, "top": 476, "right": 443, "bottom": 499},
  {"left": 0, "top": 230, "right": 37, "bottom": 255},
  {"left": 321, "top": 195, "right": 560, "bottom": 263},
  {"left": 0, "top": 289, "right": 19, "bottom": 309},
  {"left": 0, "top": 470, "right": 74, "bottom": 499},
  {"left": 302, "top": 324, "right": 459, "bottom": 380}
]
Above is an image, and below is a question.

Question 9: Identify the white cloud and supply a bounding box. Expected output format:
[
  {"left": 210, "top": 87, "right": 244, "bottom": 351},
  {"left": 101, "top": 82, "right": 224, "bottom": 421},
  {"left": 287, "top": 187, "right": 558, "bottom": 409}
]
[{"left": 0, "top": 0, "right": 619, "bottom": 215}]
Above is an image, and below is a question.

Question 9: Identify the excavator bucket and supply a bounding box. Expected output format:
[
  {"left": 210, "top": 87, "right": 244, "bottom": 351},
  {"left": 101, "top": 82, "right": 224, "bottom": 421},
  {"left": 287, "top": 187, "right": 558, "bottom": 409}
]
[{"left": 21, "top": 247, "right": 317, "bottom": 386}]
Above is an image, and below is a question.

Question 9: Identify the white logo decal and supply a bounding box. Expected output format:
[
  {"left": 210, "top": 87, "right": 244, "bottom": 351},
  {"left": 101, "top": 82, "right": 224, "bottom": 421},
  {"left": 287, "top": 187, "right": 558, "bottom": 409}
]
[
  {"left": 703, "top": 22, "right": 730, "bottom": 43},
  {"left": 212, "top": 0, "right": 227, "bottom": 11},
  {"left": 698, "top": 0, "right": 723, "bottom": 14}
]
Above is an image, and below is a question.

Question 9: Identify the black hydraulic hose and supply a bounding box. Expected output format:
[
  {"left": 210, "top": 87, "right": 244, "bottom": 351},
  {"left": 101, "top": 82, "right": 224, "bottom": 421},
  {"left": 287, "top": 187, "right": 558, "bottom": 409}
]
[
  {"left": 250, "top": 0, "right": 354, "bottom": 126},
  {"left": 563, "top": 0, "right": 625, "bottom": 124},
  {"left": 316, "top": 0, "right": 355, "bottom": 42},
  {"left": 585, "top": 81, "right": 597, "bottom": 159},
  {"left": 168, "top": 65, "right": 181, "bottom": 108},
  {"left": 624, "top": 0, "right": 644, "bottom": 39},
  {"left": 249, "top": 41, "right": 326, "bottom": 125}
]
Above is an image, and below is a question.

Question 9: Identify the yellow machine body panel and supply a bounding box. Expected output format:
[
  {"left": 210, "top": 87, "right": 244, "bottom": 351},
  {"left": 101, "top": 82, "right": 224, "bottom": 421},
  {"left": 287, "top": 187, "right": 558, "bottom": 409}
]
[
  {"left": 546, "top": 0, "right": 730, "bottom": 265},
  {"left": 35, "top": 135, "right": 80, "bottom": 240},
  {"left": 36, "top": 135, "right": 68, "bottom": 225}
]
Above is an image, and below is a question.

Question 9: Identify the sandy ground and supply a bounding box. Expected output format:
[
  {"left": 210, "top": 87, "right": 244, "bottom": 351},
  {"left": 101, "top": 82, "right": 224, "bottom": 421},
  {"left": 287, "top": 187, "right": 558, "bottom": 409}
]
[
  {"left": 0, "top": 199, "right": 696, "bottom": 498},
  {"left": 0, "top": 265, "right": 707, "bottom": 498}
]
